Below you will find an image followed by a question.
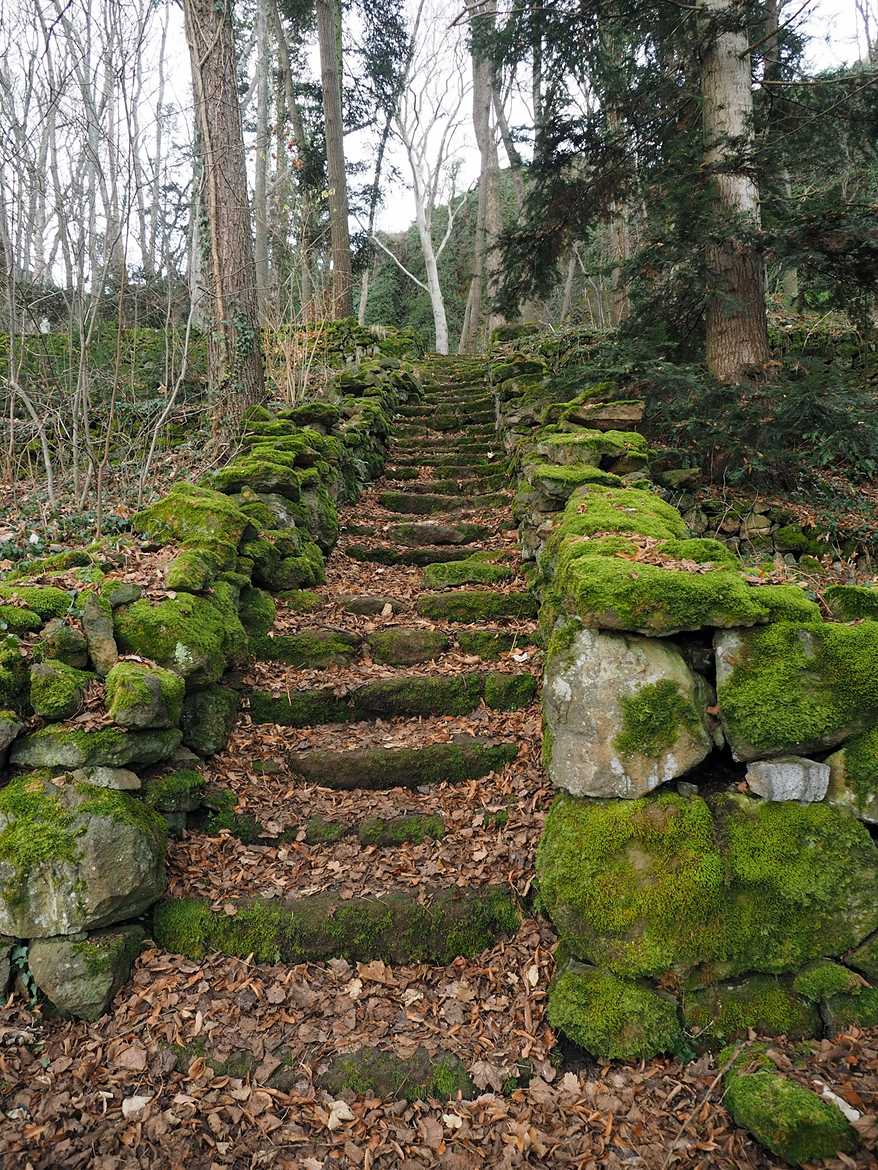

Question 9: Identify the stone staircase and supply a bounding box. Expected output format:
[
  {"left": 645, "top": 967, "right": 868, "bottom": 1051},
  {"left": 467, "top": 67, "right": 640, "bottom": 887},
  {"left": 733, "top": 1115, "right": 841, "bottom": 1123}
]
[{"left": 154, "top": 356, "right": 552, "bottom": 1097}]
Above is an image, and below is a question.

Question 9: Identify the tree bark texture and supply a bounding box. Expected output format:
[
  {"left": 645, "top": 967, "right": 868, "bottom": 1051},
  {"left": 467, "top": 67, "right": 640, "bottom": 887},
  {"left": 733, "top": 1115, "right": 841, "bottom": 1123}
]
[
  {"left": 316, "top": 0, "right": 353, "bottom": 317},
  {"left": 700, "top": 0, "right": 770, "bottom": 381},
  {"left": 182, "top": 0, "right": 265, "bottom": 426}
]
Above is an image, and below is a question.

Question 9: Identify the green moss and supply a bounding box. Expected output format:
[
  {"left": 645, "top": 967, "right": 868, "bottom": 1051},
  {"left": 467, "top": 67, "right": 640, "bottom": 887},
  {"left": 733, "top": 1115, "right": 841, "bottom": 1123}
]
[
  {"left": 0, "top": 635, "right": 32, "bottom": 711},
  {"left": 655, "top": 538, "right": 738, "bottom": 566},
  {"left": 276, "top": 588, "right": 322, "bottom": 612},
  {"left": 613, "top": 679, "right": 699, "bottom": 758},
  {"left": 367, "top": 627, "right": 448, "bottom": 665},
  {"left": 35, "top": 621, "right": 89, "bottom": 669},
  {"left": 251, "top": 627, "right": 360, "bottom": 667},
  {"left": 181, "top": 685, "right": 239, "bottom": 756},
  {"left": 423, "top": 559, "right": 514, "bottom": 589},
  {"left": 164, "top": 549, "right": 216, "bottom": 592},
  {"left": 754, "top": 584, "right": 821, "bottom": 622},
  {"left": 304, "top": 816, "right": 349, "bottom": 844},
  {"left": 203, "top": 806, "right": 263, "bottom": 843},
  {"left": 0, "top": 605, "right": 42, "bottom": 633},
  {"left": 353, "top": 673, "right": 484, "bottom": 718},
  {"left": 723, "top": 1067, "right": 856, "bottom": 1165},
  {"left": 824, "top": 986, "right": 878, "bottom": 1029},
  {"left": 292, "top": 738, "right": 519, "bottom": 790},
  {"left": 10, "top": 724, "right": 182, "bottom": 769},
  {"left": 534, "top": 427, "right": 648, "bottom": 468},
  {"left": 774, "top": 524, "right": 812, "bottom": 553},
  {"left": 525, "top": 463, "right": 624, "bottom": 495},
  {"left": 238, "top": 586, "right": 276, "bottom": 637},
  {"left": 483, "top": 671, "right": 538, "bottom": 710},
  {"left": 105, "top": 661, "right": 185, "bottom": 728},
  {"left": 835, "top": 727, "right": 878, "bottom": 809},
  {"left": 548, "top": 962, "right": 682, "bottom": 1060},
  {"left": 113, "top": 594, "right": 230, "bottom": 685},
  {"left": 0, "top": 774, "right": 78, "bottom": 878},
  {"left": 455, "top": 629, "right": 533, "bottom": 659},
  {"left": 551, "top": 484, "right": 687, "bottom": 543},
  {"left": 29, "top": 660, "right": 93, "bottom": 720},
  {"left": 0, "top": 585, "right": 73, "bottom": 619},
  {"left": 357, "top": 814, "right": 445, "bottom": 846},
  {"left": 718, "top": 620, "right": 878, "bottom": 757},
  {"left": 682, "top": 976, "right": 820, "bottom": 1050},
  {"left": 249, "top": 687, "right": 353, "bottom": 726},
  {"left": 319, "top": 1048, "right": 474, "bottom": 1102},
  {"left": 825, "top": 583, "right": 878, "bottom": 621},
  {"left": 77, "top": 783, "right": 168, "bottom": 845},
  {"left": 792, "top": 960, "right": 864, "bottom": 1003},
  {"left": 144, "top": 769, "right": 206, "bottom": 813},
  {"left": 416, "top": 590, "right": 538, "bottom": 622},
  {"left": 133, "top": 481, "right": 249, "bottom": 559}
]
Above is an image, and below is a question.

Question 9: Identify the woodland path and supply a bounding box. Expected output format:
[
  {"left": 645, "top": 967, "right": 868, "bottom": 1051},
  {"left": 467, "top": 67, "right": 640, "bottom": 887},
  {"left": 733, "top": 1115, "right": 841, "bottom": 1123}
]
[{"left": 2, "top": 358, "right": 862, "bottom": 1169}]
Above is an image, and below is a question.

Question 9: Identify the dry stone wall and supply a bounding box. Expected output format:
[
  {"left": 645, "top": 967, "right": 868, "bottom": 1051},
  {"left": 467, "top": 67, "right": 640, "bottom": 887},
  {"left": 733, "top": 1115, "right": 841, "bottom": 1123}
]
[
  {"left": 495, "top": 352, "right": 878, "bottom": 1083},
  {"left": 0, "top": 347, "right": 420, "bottom": 1019}
]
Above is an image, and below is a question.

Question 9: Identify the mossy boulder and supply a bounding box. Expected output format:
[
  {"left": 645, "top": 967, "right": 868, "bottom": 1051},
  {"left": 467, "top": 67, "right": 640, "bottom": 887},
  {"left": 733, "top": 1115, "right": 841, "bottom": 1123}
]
[
  {"left": 153, "top": 884, "right": 519, "bottom": 966},
  {"left": 132, "top": 481, "right": 250, "bottom": 564},
  {"left": 682, "top": 975, "right": 820, "bottom": 1051},
  {"left": 29, "top": 660, "right": 93, "bottom": 721},
  {"left": 548, "top": 960, "right": 682, "bottom": 1060},
  {"left": 0, "top": 775, "right": 167, "bottom": 937},
  {"left": 847, "top": 933, "right": 878, "bottom": 982},
  {"left": 105, "top": 661, "right": 185, "bottom": 729},
  {"left": 318, "top": 1047, "right": 474, "bottom": 1102},
  {"left": 720, "top": 1046, "right": 857, "bottom": 1166},
  {"left": 10, "top": 725, "right": 182, "bottom": 769},
  {"left": 79, "top": 593, "right": 117, "bottom": 676},
  {"left": 181, "top": 685, "right": 239, "bottom": 756},
  {"left": 28, "top": 925, "right": 144, "bottom": 1020},
  {"left": 825, "top": 729, "right": 878, "bottom": 823},
  {"left": 536, "top": 790, "right": 878, "bottom": 982},
  {"left": 144, "top": 769, "right": 206, "bottom": 813},
  {"left": 238, "top": 586, "right": 276, "bottom": 637},
  {"left": 113, "top": 594, "right": 233, "bottom": 685},
  {"left": 367, "top": 627, "right": 449, "bottom": 665},
  {"left": 543, "top": 623, "right": 715, "bottom": 798},
  {"left": 163, "top": 549, "right": 217, "bottom": 592},
  {"left": 823, "top": 985, "right": 878, "bottom": 1031},
  {"left": 824, "top": 583, "right": 878, "bottom": 621},
  {"left": 36, "top": 620, "right": 89, "bottom": 669},
  {"left": 0, "top": 636, "right": 29, "bottom": 712},
  {"left": 716, "top": 621, "right": 878, "bottom": 760},
  {"left": 792, "top": 960, "right": 866, "bottom": 1003},
  {"left": 0, "top": 585, "right": 73, "bottom": 620}
]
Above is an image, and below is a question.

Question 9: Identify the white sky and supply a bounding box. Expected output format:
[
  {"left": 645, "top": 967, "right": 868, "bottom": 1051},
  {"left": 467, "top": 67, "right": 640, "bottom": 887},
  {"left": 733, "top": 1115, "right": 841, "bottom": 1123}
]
[{"left": 158, "top": 0, "right": 866, "bottom": 235}]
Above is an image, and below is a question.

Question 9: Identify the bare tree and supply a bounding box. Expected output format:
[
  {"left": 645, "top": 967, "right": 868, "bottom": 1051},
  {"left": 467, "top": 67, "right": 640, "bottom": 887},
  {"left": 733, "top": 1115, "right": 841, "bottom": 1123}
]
[{"left": 316, "top": 0, "right": 353, "bottom": 317}]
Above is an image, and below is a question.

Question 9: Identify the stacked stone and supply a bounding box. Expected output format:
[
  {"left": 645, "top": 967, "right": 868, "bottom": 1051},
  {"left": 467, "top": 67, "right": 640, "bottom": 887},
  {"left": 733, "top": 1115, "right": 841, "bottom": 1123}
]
[{"left": 0, "top": 354, "right": 420, "bottom": 1019}]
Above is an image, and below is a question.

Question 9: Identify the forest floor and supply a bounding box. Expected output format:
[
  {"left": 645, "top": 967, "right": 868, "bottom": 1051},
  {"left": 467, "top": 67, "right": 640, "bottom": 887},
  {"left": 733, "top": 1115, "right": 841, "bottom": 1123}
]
[{"left": 1, "top": 365, "right": 877, "bottom": 1169}]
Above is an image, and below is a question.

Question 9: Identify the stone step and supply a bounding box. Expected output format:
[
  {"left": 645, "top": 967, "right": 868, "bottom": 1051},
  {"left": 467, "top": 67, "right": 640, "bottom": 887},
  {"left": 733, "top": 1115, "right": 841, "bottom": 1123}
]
[
  {"left": 387, "top": 520, "right": 495, "bottom": 546},
  {"left": 251, "top": 624, "right": 536, "bottom": 667},
  {"left": 397, "top": 408, "right": 495, "bottom": 428},
  {"left": 423, "top": 557, "right": 516, "bottom": 588},
  {"left": 153, "top": 883, "right": 520, "bottom": 966},
  {"left": 251, "top": 627, "right": 362, "bottom": 668},
  {"left": 391, "top": 439, "right": 496, "bottom": 454},
  {"left": 395, "top": 473, "right": 508, "bottom": 493},
  {"left": 407, "top": 393, "right": 493, "bottom": 411},
  {"left": 377, "top": 490, "right": 506, "bottom": 515},
  {"left": 417, "top": 589, "right": 539, "bottom": 622},
  {"left": 248, "top": 669, "right": 536, "bottom": 725},
  {"left": 390, "top": 454, "right": 507, "bottom": 469},
  {"left": 288, "top": 734, "right": 519, "bottom": 789},
  {"left": 344, "top": 542, "right": 487, "bottom": 566}
]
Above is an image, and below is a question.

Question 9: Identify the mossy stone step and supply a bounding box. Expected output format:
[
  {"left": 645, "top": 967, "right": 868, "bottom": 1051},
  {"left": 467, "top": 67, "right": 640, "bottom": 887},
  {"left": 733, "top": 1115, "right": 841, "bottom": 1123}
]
[
  {"left": 388, "top": 520, "right": 494, "bottom": 546},
  {"left": 367, "top": 627, "right": 450, "bottom": 664},
  {"left": 391, "top": 440, "right": 496, "bottom": 455},
  {"left": 319, "top": 1047, "right": 474, "bottom": 1102},
  {"left": 288, "top": 734, "right": 518, "bottom": 789},
  {"left": 303, "top": 811, "right": 446, "bottom": 846},
  {"left": 390, "top": 454, "right": 506, "bottom": 469},
  {"left": 417, "top": 590, "right": 539, "bottom": 622},
  {"left": 406, "top": 474, "right": 508, "bottom": 494},
  {"left": 345, "top": 543, "right": 483, "bottom": 566},
  {"left": 424, "top": 558, "right": 516, "bottom": 588},
  {"left": 251, "top": 627, "right": 361, "bottom": 667},
  {"left": 248, "top": 670, "right": 537, "bottom": 725},
  {"left": 154, "top": 884, "right": 521, "bottom": 966},
  {"left": 456, "top": 628, "right": 538, "bottom": 659},
  {"left": 378, "top": 491, "right": 506, "bottom": 516}
]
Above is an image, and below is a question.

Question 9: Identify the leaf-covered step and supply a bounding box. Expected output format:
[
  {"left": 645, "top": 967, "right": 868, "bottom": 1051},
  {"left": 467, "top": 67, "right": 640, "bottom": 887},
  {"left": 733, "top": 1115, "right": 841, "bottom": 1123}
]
[
  {"left": 251, "top": 626, "right": 361, "bottom": 667},
  {"left": 288, "top": 735, "right": 519, "bottom": 789},
  {"left": 417, "top": 590, "right": 540, "bottom": 622},
  {"left": 248, "top": 669, "right": 536, "bottom": 725},
  {"left": 377, "top": 491, "right": 505, "bottom": 515},
  {"left": 344, "top": 542, "right": 482, "bottom": 566},
  {"left": 154, "top": 884, "right": 521, "bottom": 965}
]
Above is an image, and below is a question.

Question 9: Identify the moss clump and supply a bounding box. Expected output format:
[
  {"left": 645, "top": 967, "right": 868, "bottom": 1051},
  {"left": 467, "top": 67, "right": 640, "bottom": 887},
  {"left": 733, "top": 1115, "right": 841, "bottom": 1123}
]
[
  {"left": 613, "top": 679, "right": 699, "bottom": 758},
  {"left": 754, "top": 584, "right": 821, "bottom": 623},
  {"left": 303, "top": 816, "right": 349, "bottom": 844},
  {"left": 537, "top": 790, "right": 878, "bottom": 982},
  {"left": 367, "top": 627, "right": 449, "bottom": 665},
  {"left": 416, "top": 590, "right": 538, "bottom": 623},
  {"left": 105, "top": 661, "right": 185, "bottom": 729},
  {"left": 825, "top": 583, "right": 878, "bottom": 621},
  {"left": 357, "top": 814, "right": 445, "bottom": 846},
  {"left": 717, "top": 620, "right": 878, "bottom": 758},
  {"left": 251, "top": 627, "right": 361, "bottom": 667},
  {"left": 423, "top": 559, "right": 514, "bottom": 589},
  {"left": 0, "top": 605, "right": 42, "bottom": 633},
  {"left": 113, "top": 594, "right": 231, "bottom": 685},
  {"left": 181, "top": 685, "right": 239, "bottom": 757},
  {"left": 682, "top": 976, "right": 820, "bottom": 1050},
  {"left": 793, "top": 960, "right": 865, "bottom": 1003},
  {"left": 656, "top": 538, "right": 738, "bottom": 566},
  {"left": 276, "top": 588, "right": 322, "bottom": 612},
  {"left": 722, "top": 1060, "right": 856, "bottom": 1166},
  {"left": 548, "top": 962, "right": 682, "bottom": 1060},
  {"left": 826, "top": 727, "right": 878, "bottom": 818},
  {"left": 0, "top": 636, "right": 31, "bottom": 711},
  {"left": 132, "top": 480, "right": 249, "bottom": 558},
  {"left": 318, "top": 1047, "right": 474, "bottom": 1102},
  {"left": 0, "top": 774, "right": 78, "bottom": 878},
  {"left": 29, "top": 660, "right": 93, "bottom": 721},
  {"left": 483, "top": 671, "right": 537, "bottom": 710},
  {"left": 35, "top": 620, "right": 89, "bottom": 669},
  {"left": 824, "top": 986, "right": 878, "bottom": 1029},
  {"left": 238, "top": 586, "right": 276, "bottom": 638},
  {"left": 203, "top": 806, "right": 263, "bottom": 843},
  {"left": 164, "top": 549, "right": 216, "bottom": 592},
  {"left": 0, "top": 585, "right": 73, "bottom": 619},
  {"left": 553, "top": 484, "right": 687, "bottom": 543},
  {"left": 144, "top": 769, "right": 206, "bottom": 813}
]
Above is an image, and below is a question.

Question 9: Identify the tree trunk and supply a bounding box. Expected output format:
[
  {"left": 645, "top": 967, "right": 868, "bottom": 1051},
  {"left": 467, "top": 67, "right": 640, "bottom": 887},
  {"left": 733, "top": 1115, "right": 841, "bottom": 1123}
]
[
  {"left": 316, "top": 0, "right": 353, "bottom": 317},
  {"left": 701, "top": 0, "right": 770, "bottom": 381},
  {"left": 254, "top": 0, "right": 271, "bottom": 313},
  {"left": 182, "top": 0, "right": 265, "bottom": 429}
]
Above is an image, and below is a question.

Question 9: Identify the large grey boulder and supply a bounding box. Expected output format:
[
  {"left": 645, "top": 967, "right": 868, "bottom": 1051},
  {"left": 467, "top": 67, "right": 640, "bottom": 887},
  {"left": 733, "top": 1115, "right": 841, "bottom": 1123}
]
[
  {"left": 543, "top": 623, "right": 716, "bottom": 798},
  {"left": 746, "top": 756, "right": 829, "bottom": 803},
  {"left": 10, "top": 725, "right": 181, "bottom": 769},
  {"left": 0, "top": 775, "right": 166, "bottom": 937},
  {"left": 28, "top": 926, "right": 144, "bottom": 1020}
]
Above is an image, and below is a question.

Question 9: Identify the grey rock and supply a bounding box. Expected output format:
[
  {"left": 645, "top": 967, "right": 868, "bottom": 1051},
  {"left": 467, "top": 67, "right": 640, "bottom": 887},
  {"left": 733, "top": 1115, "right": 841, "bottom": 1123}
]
[
  {"left": 72, "top": 766, "right": 142, "bottom": 791},
  {"left": 37, "top": 620, "right": 89, "bottom": 669},
  {"left": 105, "top": 661, "right": 185, "bottom": 729},
  {"left": 825, "top": 739, "right": 878, "bottom": 824},
  {"left": 0, "top": 935, "right": 13, "bottom": 995},
  {"left": 181, "top": 685, "right": 239, "bottom": 757},
  {"left": 102, "top": 581, "right": 142, "bottom": 608},
  {"left": 338, "top": 594, "right": 404, "bottom": 616},
  {"left": 543, "top": 624, "right": 715, "bottom": 798},
  {"left": 0, "top": 712, "right": 24, "bottom": 762},
  {"left": 10, "top": 725, "right": 182, "bottom": 769},
  {"left": 28, "top": 926, "right": 144, "bottom": 1020},
  {"left": 0, "top": 776, "right": 166, "bottom": 937},
  {"left": 80, "top": 593, "right": 117, "bottom": 676},
  {"left": 746, "top": 756, "right": 830, "bottom": 802}
]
